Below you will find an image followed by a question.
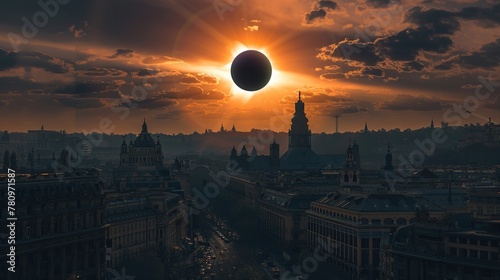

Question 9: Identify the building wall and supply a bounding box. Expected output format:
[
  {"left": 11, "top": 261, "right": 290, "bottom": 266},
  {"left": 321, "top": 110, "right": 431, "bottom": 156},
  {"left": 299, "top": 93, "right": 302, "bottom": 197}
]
[{"left": 0, "top": 170, "right": 107, "bottom": 280}]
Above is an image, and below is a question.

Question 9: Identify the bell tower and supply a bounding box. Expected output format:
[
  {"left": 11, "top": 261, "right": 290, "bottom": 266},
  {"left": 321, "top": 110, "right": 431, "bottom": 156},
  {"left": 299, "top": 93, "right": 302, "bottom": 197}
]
[{"left": 288, "top": 91, "right": 311, "bottom": 149}]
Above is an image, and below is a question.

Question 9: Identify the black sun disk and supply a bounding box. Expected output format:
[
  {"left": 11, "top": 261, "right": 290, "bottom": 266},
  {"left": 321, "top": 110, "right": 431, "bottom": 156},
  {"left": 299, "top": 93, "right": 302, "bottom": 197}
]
[{"left": 230, "top": 50, "right": 272, "bottom": 91}]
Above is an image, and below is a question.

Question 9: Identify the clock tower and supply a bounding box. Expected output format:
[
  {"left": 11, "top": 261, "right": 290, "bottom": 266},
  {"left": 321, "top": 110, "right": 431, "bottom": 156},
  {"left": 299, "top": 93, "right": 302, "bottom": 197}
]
[{"left": 288, "top": 91, "right": 312, "bottom": 149}]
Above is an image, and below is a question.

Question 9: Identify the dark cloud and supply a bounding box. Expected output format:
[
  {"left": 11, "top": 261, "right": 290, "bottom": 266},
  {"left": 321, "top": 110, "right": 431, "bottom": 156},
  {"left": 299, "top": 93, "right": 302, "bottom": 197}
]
[
  {"left": 55, "top": 80, "right": 123, "bottom": 98},
  {"left": 0, "top": 49, "right": 17, "bottom": 71},
  {"left": 137, "top": 68, "right": 161, "bottom": 77},
  {"left": 378, "top": 28, "right": 453, "bottom": 61},
  {"left": 0, "top": 50, "right": 70, "bottom": 73},
  {"left": 129, "top": 98, "right": 178, "bottom": 110},
  {"left": 77, "top": 67, "right": 127, "bottom": 77},
  {"left": 380, "top": 94, "right": 446, "bottom": 111},
  {"left": 318, "top": 40, "right": 382, "bottom": 66},
  {"left": 159, "top": 87, "right": 226, "bottom": 100},
  {"left": 402, "top": 61, "right": 425, "bottom": 72},
  {"left": 359, "top": 67, "right": 384, "bottom": 77},
  {"left": 304, "top": 9, "right": 327, "bottom": 24},
  {"left": 334, "top": 105, "right": 369, "bottom": 114},
  {"left": 0, "top": 77, "right": 47, "bottom": 94},
  {"left": 108, "top": 49, "right": 135, "bottom": 59},
  {"left": 456, "top": 38, "right": 500, "bottom": 69},
  {"left": 318, "top": 1, "right": 338, "bottom": 10},
  {"left": 57, "top": 97, "right": 106, "bottom": 109},
  {"left": 456, "top": 4, "right": 500, "bottom": 28},
  {"left": 405, "top": 7, "right": 460, "bottom": 35},
  {"left": 317, "top": 4, "right": 498, "bottom": 74},
  {"left": 365, "top": 0, "right": 400, "bottom": 8}
]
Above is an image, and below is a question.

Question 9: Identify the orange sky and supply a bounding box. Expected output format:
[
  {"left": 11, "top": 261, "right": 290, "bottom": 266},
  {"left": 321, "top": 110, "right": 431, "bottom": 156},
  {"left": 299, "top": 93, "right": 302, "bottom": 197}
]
[{"left": 0, "top": 0, "right": 499, "bottom": 134}]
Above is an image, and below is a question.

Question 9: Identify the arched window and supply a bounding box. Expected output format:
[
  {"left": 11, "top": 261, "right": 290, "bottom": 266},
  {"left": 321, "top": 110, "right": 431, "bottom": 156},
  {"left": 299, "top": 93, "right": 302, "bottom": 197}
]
[
  {"left": 344, "top": 174, "right": 349, "bottom": 182},
  {"left": 383, "top": 218, "right": 394, "bottom": 225},
  {"left": 353, "top": 174, "right": 358, "bottom": 182},
  {"left": 396, "top": 218, "right": 407, "bottom": 225}
]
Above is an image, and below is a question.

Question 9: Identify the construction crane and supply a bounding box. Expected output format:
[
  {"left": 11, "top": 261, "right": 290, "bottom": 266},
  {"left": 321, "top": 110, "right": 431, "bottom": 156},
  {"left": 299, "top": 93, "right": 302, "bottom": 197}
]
[{"left": 334, "top": 114, "right": 341, "bottom": 133}]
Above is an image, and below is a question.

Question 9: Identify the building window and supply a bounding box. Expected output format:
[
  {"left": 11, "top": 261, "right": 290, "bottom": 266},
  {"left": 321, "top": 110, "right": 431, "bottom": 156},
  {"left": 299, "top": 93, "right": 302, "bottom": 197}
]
[
  {"left": 396, "top": 218, "right": 406, "bottom": 225},
  {"left": 26, "top": 226, "right": 31, "bottom": 238},
  {"left": 470, "top": 250, "right": 478, "bottom": 258},
  {"left": 362, "top": 238, "right": 369, "bottom": 248},
  {"left": 449, "top": 247, "right": 457, "bottom": 256},
  {"left": 383, "top": 218, "right": 394, "bottom": 225}
]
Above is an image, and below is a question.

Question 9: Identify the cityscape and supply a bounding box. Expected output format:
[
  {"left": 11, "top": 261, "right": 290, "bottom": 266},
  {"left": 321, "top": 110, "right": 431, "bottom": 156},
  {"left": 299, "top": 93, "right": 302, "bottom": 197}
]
[{"left": 1, "top": 0, "right": 500, "bottom": 280}]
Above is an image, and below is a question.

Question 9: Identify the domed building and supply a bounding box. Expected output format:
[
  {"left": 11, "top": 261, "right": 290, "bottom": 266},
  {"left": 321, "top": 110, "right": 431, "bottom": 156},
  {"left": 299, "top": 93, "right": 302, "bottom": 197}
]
[
  {"left": 113, "top": 120, "right": 178, "bottom": 192},
  {"left": 119, "top": 119, "right": 163, "bottom": 167}
]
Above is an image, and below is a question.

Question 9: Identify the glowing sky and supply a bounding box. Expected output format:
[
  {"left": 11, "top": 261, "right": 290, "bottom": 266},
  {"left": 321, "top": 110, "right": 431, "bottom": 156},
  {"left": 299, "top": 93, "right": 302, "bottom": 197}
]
[{"left": 0, "top": 0, "right": 499, "bottom": 134}]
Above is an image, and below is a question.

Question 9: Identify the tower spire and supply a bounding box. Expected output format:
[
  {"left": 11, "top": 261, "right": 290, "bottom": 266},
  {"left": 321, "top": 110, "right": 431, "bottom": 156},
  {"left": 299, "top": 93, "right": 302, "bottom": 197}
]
[
  {"left": 298, "top": 91, "right": 301, "bottom": 101},
  {"left": 141, "top": 118, "right": 148, "bottom": 133}
]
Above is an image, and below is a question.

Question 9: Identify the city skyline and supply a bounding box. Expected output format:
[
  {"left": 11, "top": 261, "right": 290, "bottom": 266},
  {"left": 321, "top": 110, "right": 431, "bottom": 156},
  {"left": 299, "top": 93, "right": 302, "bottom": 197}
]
[{"left": 0, "top": 0, "right": 499, "bottom": 134}]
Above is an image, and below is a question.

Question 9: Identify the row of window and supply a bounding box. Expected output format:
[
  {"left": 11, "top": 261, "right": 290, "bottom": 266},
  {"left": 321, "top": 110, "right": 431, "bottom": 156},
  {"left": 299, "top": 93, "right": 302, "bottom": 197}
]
[
  {"left": 22, "top": 212, "right": 102, "bottom": 238},
  {"left": 448, "top": 247, "right": 499, "bottom": 260},
  {"left": 309, "top": 209, "right": 413, "bottom": 225}
]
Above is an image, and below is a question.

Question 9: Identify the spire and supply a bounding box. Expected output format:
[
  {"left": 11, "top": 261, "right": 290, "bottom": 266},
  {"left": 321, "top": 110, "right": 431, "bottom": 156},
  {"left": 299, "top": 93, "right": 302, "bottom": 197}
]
[
  {"left": 430, "top": 118, "right": 434, "bottom": 129},
  {"left": 364, "top": 122, "right": 368, "bottom": 133},
  {"left": 41, "top": 124, "right": 44, "bottom": 131},
  {"left": 142, "top": 118, "right": 148, "bottom": 133},
  {"left": 231, "top": 123, "right": 236, "bottom": 132},
  {"left": 241, "top": 145, "right": 248, "bottom": 157},
  {"left": 289, "top": 90, "right": 311, "bottom": 149},
  {"left": 251, "top": 146, "right": 257, "bottom": 157},
  {"left": 384, "top": 143, "right": 394, "bottom": 171},
  {"left": 220, "top": 123, "right": 225, "bottom": 132}
]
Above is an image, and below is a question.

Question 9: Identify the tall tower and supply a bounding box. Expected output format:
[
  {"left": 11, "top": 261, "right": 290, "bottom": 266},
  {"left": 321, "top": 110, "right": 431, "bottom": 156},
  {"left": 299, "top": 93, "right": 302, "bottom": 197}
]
[
  {"left": 288, "top": 91, "right": 311, "bottom": 149},
  {"left": 384, "top": 144, "right": 394, "bottom": 171},
  {"left": 270, "top": 139, "right": 280, "bottom": 168},
  {"left": 340, "top": 140, "right": 360, "bottom": 186}
]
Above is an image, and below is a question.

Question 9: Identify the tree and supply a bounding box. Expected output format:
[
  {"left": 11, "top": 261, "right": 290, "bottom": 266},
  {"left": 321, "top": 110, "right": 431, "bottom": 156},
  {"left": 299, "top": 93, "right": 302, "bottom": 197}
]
[
  {"left": 3, "top": 150, "right": 9, "bottom": 170},
  {"left": 9, "top": 152, "right": 17, "bottom": 170}
]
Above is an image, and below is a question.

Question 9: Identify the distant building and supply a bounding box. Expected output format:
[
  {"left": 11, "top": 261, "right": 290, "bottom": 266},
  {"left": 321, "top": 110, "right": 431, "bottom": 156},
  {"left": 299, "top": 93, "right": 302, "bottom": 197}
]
[
  {"left": 306, "top": 190, "right": 446, "bottom": 280},
  {"left": 259, "top": 189, "right": 323, "bottom": 245},
  {"left": 113, "top": 120, "right": 179, "bottom": 192},
  {"left": 105, "top": 191, "right": 187, "bottom": 269},
  {"left": 379, "top": 215, "right": 500, "bottom": 280},
  {"left": 119, "top": 119, "right": 163, "bottom": 168},
  {"left": 0, "top": 169, "right": 107, "bottom": 280},
  {"left": 379, "top": 186, "right": 500, "bottom": 280},
  {"left": 229, "top": 139, "right": 280, "bottom": 170},
  {"left": 458, "top": 118, "right": 500, "bottom": 150},
  {"left": 340, "top": 141, "right": 361, "bottom": 186},
  {"left": 228, "top": 92, "right": 346, "bottom": 170}
]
